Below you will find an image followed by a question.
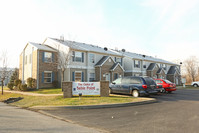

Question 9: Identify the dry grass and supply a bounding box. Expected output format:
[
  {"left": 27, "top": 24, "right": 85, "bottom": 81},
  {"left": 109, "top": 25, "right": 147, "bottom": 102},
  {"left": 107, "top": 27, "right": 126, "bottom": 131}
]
[{"left": 0, "top": 92, "right": 140, "bottom": 108}]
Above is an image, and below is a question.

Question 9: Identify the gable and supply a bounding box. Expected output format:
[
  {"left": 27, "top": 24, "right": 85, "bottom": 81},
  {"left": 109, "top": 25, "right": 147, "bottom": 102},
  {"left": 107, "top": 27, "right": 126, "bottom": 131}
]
[
  {"left": 95, "top": 56, "right": 115, "bottom": 67},
  {"left": 110, "top": 63, "right": 124, "bottom": 72}
]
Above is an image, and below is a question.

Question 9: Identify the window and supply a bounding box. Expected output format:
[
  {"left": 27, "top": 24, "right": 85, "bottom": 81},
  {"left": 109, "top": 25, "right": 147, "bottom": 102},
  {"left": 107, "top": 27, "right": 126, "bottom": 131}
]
[
  {"left": 155, "top": 80, "right": 163, "bottom": 84},
  {"left": 134, "top": 60, "right": 140, "bottom": 68},
  {"left": 72, "top": 51, "right": 84, "bottom": 62},
  {"left": 130, "top": 77, "right": 142, "bottom": 84},
  {"left": 75, "top": 72, "right": 82, "bottom": 82},
  {"left": 163, "top": 64, "right": 167, "bottom": 70},
  {"left": 143, "top": 61, "right": 146, "bottom": 68},
  {"left": 44, "top": 71, "right": 52, "bottom": 83},
  {"left": 113, "top": 78, "right": 121, "bottom": 84},
  {"left": 115, "top": 57, "right": 122, "bottom": 65},
  {"left": 89, "top": 54, "right": 95, "bottom": 63},
  {"left": 114, "top": 73, "right": 119, "bottom": 80},
  {"left": 44, "top": 52, "right": 52, "bottom": 63},
  {"left": 89, "top": 73, "right": 95, "bottom": 81}
]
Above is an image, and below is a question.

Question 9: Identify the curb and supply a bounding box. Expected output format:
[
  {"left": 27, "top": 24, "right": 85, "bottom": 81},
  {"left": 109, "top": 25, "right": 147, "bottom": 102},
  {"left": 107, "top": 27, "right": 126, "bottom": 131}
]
[{"left": 30, "top": 98, "right": 157, "bottom": 110}]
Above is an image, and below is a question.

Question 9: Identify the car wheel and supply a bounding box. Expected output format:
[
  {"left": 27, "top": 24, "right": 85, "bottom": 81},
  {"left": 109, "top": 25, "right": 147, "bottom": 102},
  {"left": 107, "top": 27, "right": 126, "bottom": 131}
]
[
  {"left": 132, "top": 90, "right": 139, "bottom": 97},
  {"left": 168, "top": 91, "right": 172, "bottom": 94},
  {"left": 193, "top": 84, "right": 198, "bottom": 87}
]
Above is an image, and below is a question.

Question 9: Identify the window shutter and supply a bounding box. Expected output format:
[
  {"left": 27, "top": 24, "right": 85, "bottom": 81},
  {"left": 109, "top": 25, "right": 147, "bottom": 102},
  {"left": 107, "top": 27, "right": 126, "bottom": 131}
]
[
  {"left": 42, "top": 52, "right": 45, "bottom": 62},
  {"left": 134, "top": 60, "right": 135, "bottom": 67},
  {"left": 72, "top": 51, "right": 75, "bottom": 61},
  {"left": 115, "top": 57, "right": 116, "bottom": 62},
  {"left": 42, "top": 72, "right": 44, "bottom": 83},
  {"left": 72, "top": 72, "right": 75, "bottom": 81},
  {"left": 52, "top": 53, "right": 54, "bottom": 62},
  {"left": 121, "top": 58, "right": 123, "bottom": 66},
  {"left": 52, "top": 72, "right": 55, "bottom": 82},
  {"left": 82, "top": 72, "right": 84, "bottom": 82},
  {"left": 82, "top": 52, "right": 84, "bottom": 62}
]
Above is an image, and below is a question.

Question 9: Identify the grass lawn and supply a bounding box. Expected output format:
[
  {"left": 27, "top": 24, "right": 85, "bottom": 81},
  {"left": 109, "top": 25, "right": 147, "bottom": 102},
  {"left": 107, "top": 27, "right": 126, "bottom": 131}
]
[
  {"left": 177, "top": 85, "right": 199, "bottom": 89},
  {"left": 0, "top": 92, "right": 142, "bottom": 108},
  {"left": 29, "top": 88, "right": 63, "bottom": 94}
]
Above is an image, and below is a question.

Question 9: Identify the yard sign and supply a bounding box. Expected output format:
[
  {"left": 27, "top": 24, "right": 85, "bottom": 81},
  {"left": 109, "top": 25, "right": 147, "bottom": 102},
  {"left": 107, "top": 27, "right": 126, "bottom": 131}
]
[{"left": 72, "top": 82, "right": 100, "bottom": 96}]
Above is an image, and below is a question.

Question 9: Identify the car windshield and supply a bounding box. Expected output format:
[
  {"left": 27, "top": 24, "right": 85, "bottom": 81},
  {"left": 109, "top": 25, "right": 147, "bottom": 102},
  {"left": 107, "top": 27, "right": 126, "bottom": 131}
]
[{"left": 164, "top": 79, "right": 172, "bottom": 84}]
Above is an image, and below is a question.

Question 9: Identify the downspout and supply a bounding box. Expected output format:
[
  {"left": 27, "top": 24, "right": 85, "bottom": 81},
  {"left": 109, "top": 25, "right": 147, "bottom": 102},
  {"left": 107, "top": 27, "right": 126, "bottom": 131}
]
[
  {"left": 100, "top": 67, "right": 101, "bottom": 81},
  {"left": 22, "top": 49, "right": 25, "bottom": 83},
  {"left": 86, "top": 51, "right": 89, "bottom": 81},
  {"left": 37, "top": 50, "right": 39, "bottom": 89},
  {"left": 31, "top": 47, "right": 33, "bottom": 77}
]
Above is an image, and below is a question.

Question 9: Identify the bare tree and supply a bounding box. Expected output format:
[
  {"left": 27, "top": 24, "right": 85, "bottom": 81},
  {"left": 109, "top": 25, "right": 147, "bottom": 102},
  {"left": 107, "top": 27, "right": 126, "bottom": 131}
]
[
  {"left": 0, "top": 51, "right": 8, "bottom": 95},
  {"left": 183, "top": 56, "right": 199, "bottom": 82},
  {"left": 56, "top": 43, "right": 71, "bottom": 82}
]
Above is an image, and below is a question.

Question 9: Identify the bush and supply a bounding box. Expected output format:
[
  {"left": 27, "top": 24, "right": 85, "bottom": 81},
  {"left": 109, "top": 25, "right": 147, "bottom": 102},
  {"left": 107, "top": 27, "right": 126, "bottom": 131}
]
[
  {"left": 27, "top": 77, "right": 36, "bottom": 88},
  {"left": 17, "top": 84, "right": 21, "bottom": 91},
  {"left": 14, "top": 79, "right": 22, "bottom": 86},
  {"left": 52, "top": 80, "right": 58, "bottom": 88},
  {"left": 7, "top": 83, "right": 14, "bottom": 90},
  {"left": 20, "top": 84, "right": 28, "bottom": 91}
]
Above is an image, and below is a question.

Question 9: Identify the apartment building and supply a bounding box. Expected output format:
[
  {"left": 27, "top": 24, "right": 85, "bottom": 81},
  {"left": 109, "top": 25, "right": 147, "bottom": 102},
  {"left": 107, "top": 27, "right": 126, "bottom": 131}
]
[
  {"left": 19, "top": 37, "right": 181, "bottom": 89},
  {"left": 19, "top": 42, "right": 58, "bottom": 89}
]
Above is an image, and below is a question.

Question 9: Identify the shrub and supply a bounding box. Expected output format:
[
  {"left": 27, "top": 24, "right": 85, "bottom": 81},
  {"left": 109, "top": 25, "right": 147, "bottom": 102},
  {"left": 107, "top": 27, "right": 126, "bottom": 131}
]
[
  {"left": 20, "top": 84, "right": 28, "bottom": 91},
  {"left": 27, "top": 77, "right": 36, "bottom": 88},
  {"left": 7, "top": 83, "right": 14, "bottom": 90},
  {"left": 52, "top": 80, "right": 58, "bottom": 88},
  {"left": 14, "top": 79, "right": 22, "bottom": 86},
  {"left": 17, "top": 84, "right": 21, "bottom": 91}
]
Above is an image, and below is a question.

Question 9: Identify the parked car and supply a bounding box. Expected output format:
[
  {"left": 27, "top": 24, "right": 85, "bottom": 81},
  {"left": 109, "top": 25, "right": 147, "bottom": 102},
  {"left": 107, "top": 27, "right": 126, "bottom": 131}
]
[
  {"left": 191, "top": 81, "right": 199, "bottom": 87},
  {"left": 154, "top": 79, "right": 177, "bottom": 93},
  {"left": 155, "top": 84, "right": 165, "bottom": 93},
  {"left": 109, "top": 76, "right": 159, "bottom": 97}
]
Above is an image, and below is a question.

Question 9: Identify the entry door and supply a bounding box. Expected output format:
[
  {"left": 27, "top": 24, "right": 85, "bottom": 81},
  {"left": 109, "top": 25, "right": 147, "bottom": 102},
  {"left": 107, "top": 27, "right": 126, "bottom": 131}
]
[{"left": 105, "top": 73, "right": 110, "bottom": 82}]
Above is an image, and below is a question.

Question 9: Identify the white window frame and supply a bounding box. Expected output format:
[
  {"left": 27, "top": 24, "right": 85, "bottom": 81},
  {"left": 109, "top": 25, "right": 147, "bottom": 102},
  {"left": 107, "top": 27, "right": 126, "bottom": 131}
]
[
  {"left": 89, "top": 53, "right": 95, "bottom": 63},
  {"left": 44, "top": 52, "right": 52, "bottom": 63},
  {"left": 75, "top": 71, "right": 82, "bottom": 82},
  {"left": 134, "top": 60, "right": 140, "bottom": 68},
  {"left": 72, "top": 51, "right": 83, "bottom": 62},
  {"left": 89, "top": 73, "right": 95, "bottom": 82},
  {"left": 44, "top": 71, "right": 52, "bottom": 83}
]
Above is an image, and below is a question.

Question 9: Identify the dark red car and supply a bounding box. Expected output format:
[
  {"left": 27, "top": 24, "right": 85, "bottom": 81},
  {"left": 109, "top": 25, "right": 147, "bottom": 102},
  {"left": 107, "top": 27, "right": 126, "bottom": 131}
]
[{"left": 154, "top": 79, "right": 177, "bottom": 93}]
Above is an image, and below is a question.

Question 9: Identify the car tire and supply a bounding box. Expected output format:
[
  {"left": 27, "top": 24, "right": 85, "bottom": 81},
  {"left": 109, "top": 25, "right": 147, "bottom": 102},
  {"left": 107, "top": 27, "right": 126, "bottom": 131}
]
[
  {"left": 132, "top": 90, "right": 139, "bottom": 97},
  {"left": 193, "top": 84, "right": 198, "bottom": 87},
  {"left": 168, "top": 91, "right": 172, "bottom": 94}
]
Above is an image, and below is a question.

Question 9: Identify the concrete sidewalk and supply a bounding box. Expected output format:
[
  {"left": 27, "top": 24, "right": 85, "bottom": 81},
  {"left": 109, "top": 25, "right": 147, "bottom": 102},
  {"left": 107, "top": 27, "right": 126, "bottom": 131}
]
[
  {"left": 0, "top": 102, "right": 105, "bottom": 133},
  {"left": 2, "top": 90, "right": 62, "bottom": 96}
]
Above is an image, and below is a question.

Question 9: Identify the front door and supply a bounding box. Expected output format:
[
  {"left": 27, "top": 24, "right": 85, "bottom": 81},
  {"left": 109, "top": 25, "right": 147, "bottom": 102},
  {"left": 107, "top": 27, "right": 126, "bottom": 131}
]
[{"left": 105, "top": 73, "right": 110, "bottom": 82}]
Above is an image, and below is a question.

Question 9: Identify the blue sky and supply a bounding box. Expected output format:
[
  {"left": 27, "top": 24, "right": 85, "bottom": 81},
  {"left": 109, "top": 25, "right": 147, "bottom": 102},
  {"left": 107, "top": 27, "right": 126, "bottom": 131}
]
[{"left": 0, "top": 0, "right": 199, "bottom": 67}]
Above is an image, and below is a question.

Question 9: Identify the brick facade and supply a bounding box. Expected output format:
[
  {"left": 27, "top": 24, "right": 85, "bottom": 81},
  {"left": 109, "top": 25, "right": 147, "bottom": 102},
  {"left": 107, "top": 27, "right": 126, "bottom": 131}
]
[{"left": 38, "top": 50, "right": 58, "bottom": 88}]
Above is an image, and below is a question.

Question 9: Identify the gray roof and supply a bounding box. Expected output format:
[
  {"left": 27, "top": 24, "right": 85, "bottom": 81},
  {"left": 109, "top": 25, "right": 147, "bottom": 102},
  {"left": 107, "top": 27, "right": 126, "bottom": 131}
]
[
  {"left": 95, "top": 56, "right": 109, "bottom": 66},
  {"left": 110, "top": 62, "right": 124, "bottom": 71},
  {"left": 147, "top": 63, "right": 156, "bottom": 71},
  {"left": 49, "top": 38, "right": 122, "bottom": 56},
  {"left": 118, "top": 51, "right": 178, "bottom": 66},
  {"left": 29, "top": 42, "right": 56, "bottom": 52},
  {"left": 157, "top": 68, "right": 164, "bottom": 74},
  {"left": 167, "top": 66, "right": 176, "bottom": 75}
]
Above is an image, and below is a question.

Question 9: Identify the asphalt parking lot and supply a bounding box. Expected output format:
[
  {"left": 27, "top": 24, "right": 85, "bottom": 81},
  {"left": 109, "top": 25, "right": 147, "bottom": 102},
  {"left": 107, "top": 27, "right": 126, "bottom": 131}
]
[{"left": 42, "top": 89, "right": 199, "bottom": 133}]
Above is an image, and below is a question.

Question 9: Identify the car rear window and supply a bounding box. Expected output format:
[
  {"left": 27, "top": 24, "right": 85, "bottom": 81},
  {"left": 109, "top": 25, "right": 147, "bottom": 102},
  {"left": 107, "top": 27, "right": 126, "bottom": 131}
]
[
  {"left": 155, "top": 80, "right": 163, "bottom": 84},
  {"left": 164, "top": 79, "right": 172, "bottom": 84},
  {"left": 144, "top": 77, "right": 156, "bottom": 85}
]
